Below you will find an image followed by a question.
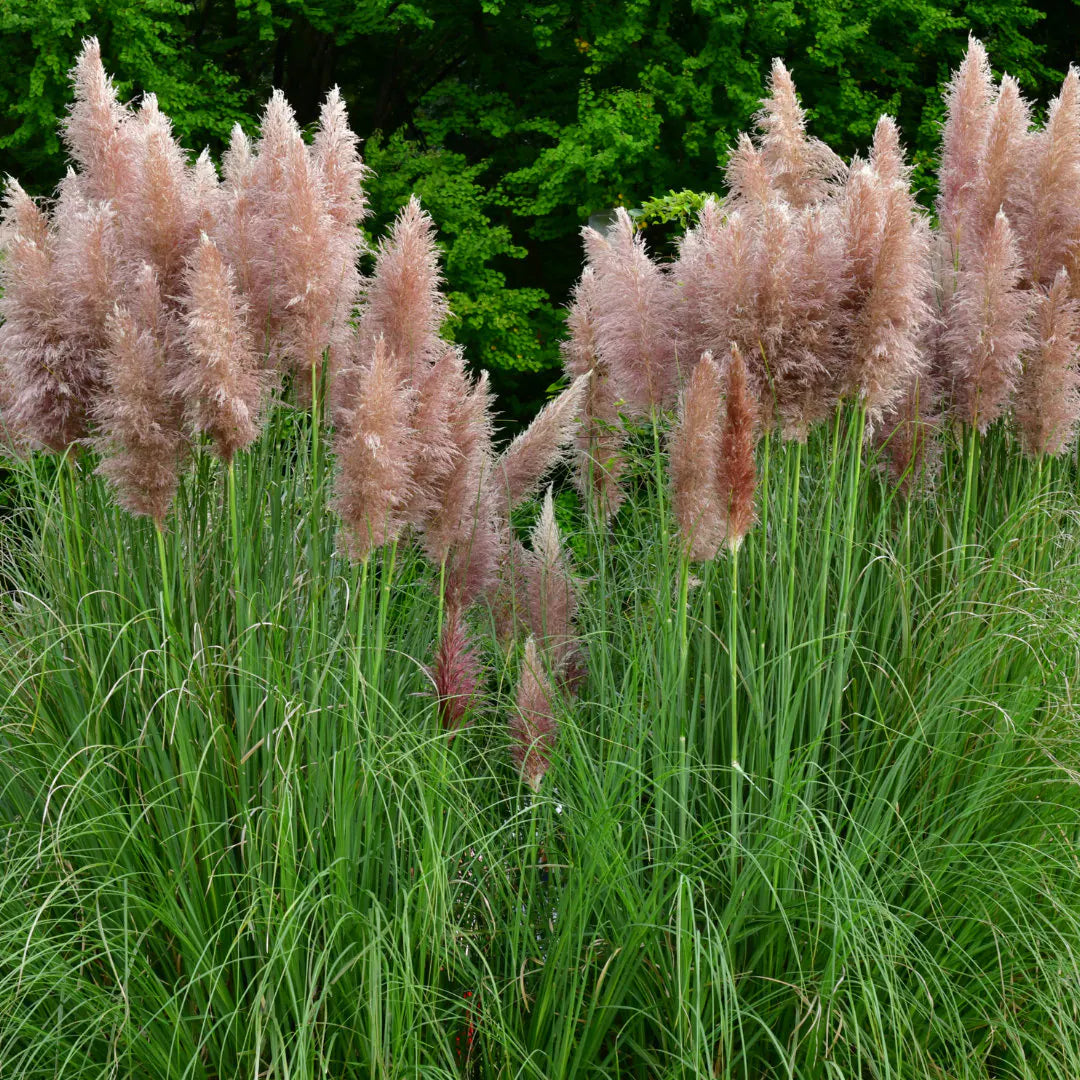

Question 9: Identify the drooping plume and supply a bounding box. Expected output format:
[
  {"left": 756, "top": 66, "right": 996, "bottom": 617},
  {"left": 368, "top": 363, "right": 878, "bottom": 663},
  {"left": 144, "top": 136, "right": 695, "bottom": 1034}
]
[
  {"left": 718, "top": 345, "right": 759, "bottom": 552},
  {"left": 495, "top": 372, "right": 590, "bottom": 509},
  {"left": 670, "top": 352, "right": 724, "bottom": 561},
  {"left": 331, "top": 336, "right": 415, "bottom": 561},
  {"left": 511, "top": 636, "right": 558, "bottom": 793},
  {"left": 94, "top": 265, "right": 186, "bottom": 525},
  {"left": 1014, "top": 268, "right": 1080, "bottom": 455},
  {"left": 176, "top": 233, "right": 268, "bottom": 462},
  {"left": 755, "top": 59, "right": 843, "bottom": 207},
  {"left": 943, "top": 210, "right": 1033, "bottom": 431},
  {"left": 430, "top": 601, "right": 483, "bottom": 736},
  {"left": 584, "top": 207, "right": 679, "bottom": 414}
]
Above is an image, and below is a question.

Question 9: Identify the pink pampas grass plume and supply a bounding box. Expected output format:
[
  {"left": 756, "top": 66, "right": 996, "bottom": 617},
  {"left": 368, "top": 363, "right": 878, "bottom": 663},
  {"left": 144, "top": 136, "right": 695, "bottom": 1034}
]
[
  {"left": 755, "top": 59, "right": 844, "bottom": 207},
  {"left": 670, "top": 352, "right": 724, "bottom": 561},
  {"left": 0, "top": 182, "right": 97, "bottom": 451},
  {"left": 511, "top": 636, "right": 558, "bottom": 792},
  {"left": 331, "top": 336, "right": 415, "bottom": 561},
  {"left": 94, "top": 265, "right": 186, "bottom": 525},
  {"left": 176, "top": 233, "right": 269, "bottom": 463},
  {"left": 562, "top": 266, "right": 627, "bottom": 517},
  {"left": 725, "top": 133, "right": 774, "bottom": 209},
  {"left": 1015, "top": 268, "right": 1080, "bottom": 455},
  {"left": 358, "top": 196, "right": 448, "bottom": 385},
  {"left": 584, "top": 206, "right": 679, "bottom": 414},
  {"left": 1020, "top": 66, "right": 1080, "bottom": 287},
  {"left": 971, "top": 75, "right": 1030, "bottom": 249},
  {"left": 719, "top": 345, "right": 759, "bottom": 552},
  {"left": 313, "top": 87, "right": 370, "bottom": 233},
  {"left": 877, "top": 374, "right": 941, "bottom": 492},
  {"left": 495, "top": 371, "right": 590, "bottom": 509},
  {"left": 673, "top": 196, "right": 726, "bottom": 364},
  {"left": 524, "top": 489, "right": 581, "bottom": 673},
  {"left": 430, "top": 601, "right": 483, "bottom": 735},
  {"left": 938, "top": 36, "right": 994, "bottom": 250},
  {"left": 943, "top": 210, "right": 1033, "bottom": 431},
  {"left": 62, "top": 38, "right": 136, "bottom": 205},
  {"left": 218, "top": 124, "right": 265, "bottom": 338}
]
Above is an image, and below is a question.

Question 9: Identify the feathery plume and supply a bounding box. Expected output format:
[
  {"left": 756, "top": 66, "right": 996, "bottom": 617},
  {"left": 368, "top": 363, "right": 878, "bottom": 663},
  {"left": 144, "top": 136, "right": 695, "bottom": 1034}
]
[
  {"left": 1020, "top": 66, "right": 1080, "bottom": 286},
  {"left": 331, "top": 336, "right": 415, "bottom": 561},
  {"left": 430, "top": 601, "right": 483, "bottom": 735},
  {"left": 358, "top": 196, "right": 447, "bottom": 386},
  {"left": 725, "top": 133, "right": 774, "bottom": 209},
  {"left": 511, "top": 636, "right": 558, "bottom": 793},
  {"left": 585, "top": 207, "right": 679, "bottom": 414},
  {"left": 670, "top": 353, "right": 724, "bottom": 561},
  {"left": 313, "top": 87, "right": 369, "bottom": 232},
  {"left": 971, "top": 75, "right": 1030, "bottom": 249},
  {"left": 495, "top": 372, "right": 589, "bottom": 509},
  {"left": 877, "top": 374, "right": 941, "bottom": 492},
  {"left": 943, "top": 210, "right": 1033, "bottom": 431},
  {"left": 1014, "top": 268, "right": 1080, "bottom": 455},
  {"left": 176, "top": 233, "right": 268, "bottom": 462},
  {"left": 94, "top": 265, "right": 186, "bottom": 525},
  {"left": 718, "top": 345, "right": 759, "bottom": 552},
  {"left": 523, "top": 489, "right": 580, "bottom": 672},
  {"left": 869, "top": 115, "right": 908, "bottom": 189},
  {"left": 673, "top": 196, "right": 726, "bottom": 363},
  {"left": 218, "top": 124, "right": 265, "bottom": 339},
  {"left": 0, "top": 182, "right": 96, "bottom": 451},
  {"left": 755, "top": 59, "right": 843, "bottom": 207},
  {"left": 938, "top": 35, "right": 994, "bottom": 249}
]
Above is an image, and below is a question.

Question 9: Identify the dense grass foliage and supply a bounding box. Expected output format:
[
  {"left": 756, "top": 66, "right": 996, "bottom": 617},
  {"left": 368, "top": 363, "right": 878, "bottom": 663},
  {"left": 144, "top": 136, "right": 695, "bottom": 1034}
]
[{"left": 1, "top": 399, "right": 1079, "bottom": 1078}]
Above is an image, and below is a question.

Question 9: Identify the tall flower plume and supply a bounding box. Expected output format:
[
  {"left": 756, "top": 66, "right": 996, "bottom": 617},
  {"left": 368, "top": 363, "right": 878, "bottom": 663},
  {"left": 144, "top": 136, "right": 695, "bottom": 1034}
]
[
  {"left": 511, "top": 636, "right": 558, "bottom": 792},
  {"left": 176, "top": 233, "right": 268, "bottom": 462},
  {"left": 430, "top": 600, "right": 483, "bottom": 736},
  {"left": 523, "top": 489, "right": 581, "bottom": 674},
  {"left": 719, "top": 345, "right": 759, "bottom": 552},
  {"left": 1014, "top": 268, "right": 1080, "bottom": 455}
]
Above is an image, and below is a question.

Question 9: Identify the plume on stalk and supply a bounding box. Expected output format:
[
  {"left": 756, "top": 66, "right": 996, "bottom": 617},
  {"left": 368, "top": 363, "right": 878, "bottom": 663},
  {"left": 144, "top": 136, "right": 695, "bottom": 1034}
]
[
  {"left": 312, "top": 87, "right": 369, "bottom": 233},
  {"left": 943, "top": 210, "right": 1033, "bottom": 431},
  {"left": 511, "top": 636, "right": 558, "bottom": 792},
  {"left": 94, "top": 265, "right": 186, "bottom": 525},
  {"left": 584, "top": 207, "right": 679, "bottom": 414},
  {"left": 218, "top": 125, "right": 264, "bottom": 339},
  {"left": 1014, "top": 268, "right": 1080, "bottom": 455},
  {"left": 755, "top": 59, "right": 843, "bottom": 207},
  {"left": 971, "top": 75, "right": 1030, "bottom": 249},
  {"left": 430, "top": 601, "right": 483, "bottom": 735},
  {"left": 877, "top": 374, "right": 941, "bottom": 492},
  {"left": 523, "top": 489, "right": 581, "bottom": 673},
  {"left": 0, "top": 182, "right": 96, "bottom": 451},
  {"left": 1020, "top": 67, "right": 1080, "bottom": 287},
  {"left": 670, "top": 352, "right": 724, "bottom": 561},
  {"left": 495, "top": 372, "right": 590, "bottom": 509},
  {"left": 177, "top": 233, "right": 268, "bottom": 462},
  {"left": 718, "top": 345, "right": 759, "bottom": 552},
  {"left": 562, "top": 267, "right": 626, "bottom": 517},
  {"left": 331, "top": 336, "right": 415, "bottom": 561}
]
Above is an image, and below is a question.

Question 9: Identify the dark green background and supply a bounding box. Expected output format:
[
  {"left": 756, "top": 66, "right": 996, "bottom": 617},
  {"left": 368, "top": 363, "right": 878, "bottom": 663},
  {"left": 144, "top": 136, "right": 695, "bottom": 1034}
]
[{"left": 2, "top": 0, "right": 1077, "bottom": 420}]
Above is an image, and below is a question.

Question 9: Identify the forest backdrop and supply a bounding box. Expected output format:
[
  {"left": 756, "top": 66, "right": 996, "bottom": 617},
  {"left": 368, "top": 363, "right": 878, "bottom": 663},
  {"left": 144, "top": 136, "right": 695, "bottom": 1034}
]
[{"left": 2, "top": 0, "right": 1077, "bottom": 418}]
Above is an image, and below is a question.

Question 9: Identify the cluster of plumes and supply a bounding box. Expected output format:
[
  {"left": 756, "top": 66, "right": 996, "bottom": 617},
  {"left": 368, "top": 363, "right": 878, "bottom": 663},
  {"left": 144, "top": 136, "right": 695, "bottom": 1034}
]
[
  {"left": 0, "top": 38, "right": 367, "bottom": 522},
  {"left": 329, "top": 199, "right": 588, "bottom": 783},
  {"left": 935, "top": 37, "right": 1080, "bottom": 452}
]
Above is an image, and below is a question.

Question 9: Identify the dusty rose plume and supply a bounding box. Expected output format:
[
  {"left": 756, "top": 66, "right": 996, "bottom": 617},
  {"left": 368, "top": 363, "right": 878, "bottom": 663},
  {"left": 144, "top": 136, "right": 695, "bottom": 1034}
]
[
  {"left": 177, "top": 233, "right": 268, "bottom": 462},
  {"left": 511, "top": 636, "right": 558, "bottom": 792},
  {"left": 562, "top": 267, "right": 627, "bottom": 517},
  {"left": 331, "top": 336, "right": 415, "bottom": 561},
  {"left": 94, "top": 265, "right": 186, "bottom": 525},
  {"left": 971, "top": 75, "right": 1030, "bottom": 249},
  {"left": 524, "top": 489, "right": 581, "bottom": 672},
  {"left": 755, "top": 59, "right": 843, "bottom": 207},
  {"left": 719, "top": 345, "right": 759, "bottom": 552},
  {"left": 585, "top": 207, "right": 679, "bottom": 415},
  {"left": 312, "top": 87, "right": 369, "bottom": 232},
  {"left": 0, "top": 182, "right": 98, "bottom": 452},
  {"left": 670, "top": 352, "right": 723, "bottom": 561},
  {"left": 430, "top": 601, "right": 483, "bottom": 736},
  {"left": 943, "top": 210, "right": 1033, "bottom": 431},
  {"left": 495, "top": 372, "right": 590, "bottom": 508},
  {"left": 1014, "top": 268, "right": 1080, "bottom": 455}
]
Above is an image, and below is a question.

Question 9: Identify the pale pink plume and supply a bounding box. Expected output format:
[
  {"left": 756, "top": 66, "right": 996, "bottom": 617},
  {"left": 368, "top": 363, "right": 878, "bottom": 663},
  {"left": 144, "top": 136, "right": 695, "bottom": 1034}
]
[
  {"left": 971, "top": 75, "right": 1030, "bottom": 250},
  {"left": 0, "top": 182, "right": 97, "bottom": 451},
  {"left": 943, "top": 210, "right": 1033, "bottom": 431},
  {"left": 429, "top": 600, "right": 483, "bottom": 736},
  {"left": 188, "top": 149, "right": 221, "bottom": 240},
  {"left": 330, "top": 336, "right": 415, "bottom": 561},
  {"left": 1020, "top": 66, "right": 1080, "bottom": 287},
  {"left": 561, "top": 266, "right": 627, "bottom": 517},
  {"left": 719, "top": 345, "right": 759, "bottom": 552},
  {"left": 672, "top": 197, "right": 726, "bottom": 363},
  {"left": 869, "top": 115, "right": 909, "bottom": 189},
  {"left": 755, "top": 59, "right": 844, "bottom": 206},
  {"left": 217, "top": 125, "right": 266, "bottom": 342},
  {"left": 511, "top": 636, "right": 558, "bottom": 792},
  {"left": 176, "top": 233, "right": 269, "bottom": 462},
  {"left": 312, "top": 87, "right": 370, "bottom": 232},
  {"left": 94, "top": 265, "right": 186, "bottom": 525},
  {"left": 670, "top": 352, "right": 724, "bottom": 561},
  {"left": 1014, "top": 268, "right": 1080, "bottom": 455},
  {"left": 358, "top": 196, "right": 448, "bottom": 386},
  {"left": 584, "top": 207, "right": 679, "bottom": 414},
  {"left": 725, "top": 133, "right": 774, "bottom": 210},
  {"left": 938, "top": 36, "right": 994, "bottom": 250},
  {"left": 523, "top": 489, "right": 581, "bottom": 673},
  {"left": 495, "top": 371, "right": 590, "bottom": 508},
  {"left": 62, "top": 38, "right": 137, "bottom": 205}
]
